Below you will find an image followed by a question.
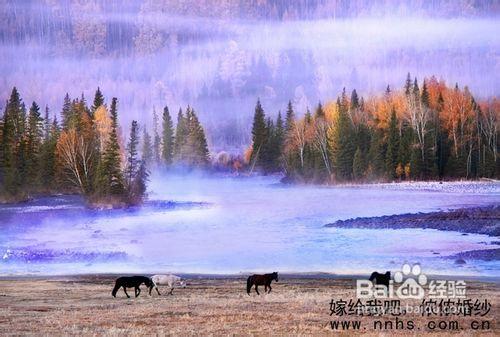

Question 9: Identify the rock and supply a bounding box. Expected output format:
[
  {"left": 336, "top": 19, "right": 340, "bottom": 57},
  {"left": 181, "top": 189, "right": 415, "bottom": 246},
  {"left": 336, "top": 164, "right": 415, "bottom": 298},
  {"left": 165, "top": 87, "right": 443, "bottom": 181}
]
[{"left": 455, "top": 258, "right": 466, "bottom": 265}]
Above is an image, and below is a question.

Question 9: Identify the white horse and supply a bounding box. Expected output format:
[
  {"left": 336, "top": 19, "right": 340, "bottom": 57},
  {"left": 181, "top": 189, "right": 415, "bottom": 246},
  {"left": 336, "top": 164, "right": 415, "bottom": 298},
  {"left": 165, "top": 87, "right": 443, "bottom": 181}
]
[{"left": 151, "top": 274, "right": 186, "bottom": 295}]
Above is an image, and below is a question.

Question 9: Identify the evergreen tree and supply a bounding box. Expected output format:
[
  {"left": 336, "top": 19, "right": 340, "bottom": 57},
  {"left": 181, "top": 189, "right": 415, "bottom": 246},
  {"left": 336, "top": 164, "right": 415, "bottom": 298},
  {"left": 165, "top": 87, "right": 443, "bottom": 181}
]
[
  {"left": 260, "top": 117, "right": 276, "bottom": 172},
  {"left": 39, "top": 116, "right": 59, "bottom": 191},
  {"left": 404, "top": 72, "right": 412, "bottom": 96},
  {"left": 331, "top": 98, "right": 355, "bottom": 180},
  {"left": 125, "top": 120, "right": 140, "bottom": 189},
  {"left": 250, "top": 99, "right": 268, "bottom": 168},
  {"left": 304, "top": 109, "right": 312, "bottom": 124},
  {"left": 100, "top": 97, "right": 124, "bottom": 196},
  {"left": 161, "top": 105, "right": 174, "bottom": 166},
  {"left": 398, "top": 122, "right": 413, "bottom": 168},
  {"left": 275, "top": 111, "right": 285, "bottom": 156},
  {"left": 61, "top": 93, "right": 72, "bottom": 130},
  {"left": 26, "top": 101, "right": 43, "bottom": 189},
  {"left": 350, "top": 89, "right": 359, "bottom": 110},
  {"left": 368, "top": 128, "right": 386, "bottom": 179},
  {"left": 185, "top": 107, "right": 210, "bottom": 166},
  {"left": 142, "top": 127, "right": 153, "bottom": 166},
  {"left": 314, "top": 101, "right": 325, "bottom": 119},
  {"left": 43, "top": 106, "right": 50, "bottom": 141},
  {"left": 152, "top": 107, "right": 161, "bottom": 165},
  {"left": 174, "top": 108, "right": 187, "bottom": 161},
  {"left": 285, "top": 100, "right": 295, "bottom": 133},
  {"left": 91, "top": 87, "right": 105, "bottom": 117},
  {"left": 385, "top": 107, "right": 400, "bottom": 179},
  {"left": 352, "top": 147, "right": 366, "bottom": 181},
  {"left": 1, "top": 87, "right": 26, "bottom": 197},
  {"left": 130, "top": 160, "right": 149, "bottom": 205}
]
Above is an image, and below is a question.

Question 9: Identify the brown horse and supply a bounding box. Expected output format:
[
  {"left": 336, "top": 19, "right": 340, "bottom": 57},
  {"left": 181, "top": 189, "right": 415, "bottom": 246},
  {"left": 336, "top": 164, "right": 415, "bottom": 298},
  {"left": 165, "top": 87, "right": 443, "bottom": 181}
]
[
  {"left": 246, "top": 272, "right": 278, "bottom": 295},
  {"left": 111, "top": 276, "right": 155, "bottom": 298}
]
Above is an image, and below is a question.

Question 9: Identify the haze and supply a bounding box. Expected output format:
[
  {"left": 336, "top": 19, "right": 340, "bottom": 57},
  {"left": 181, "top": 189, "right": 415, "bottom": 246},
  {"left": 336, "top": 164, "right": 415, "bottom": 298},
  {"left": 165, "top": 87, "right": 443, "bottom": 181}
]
[{"left": 1, "top": 0, "right": 498, "bottom": 151}]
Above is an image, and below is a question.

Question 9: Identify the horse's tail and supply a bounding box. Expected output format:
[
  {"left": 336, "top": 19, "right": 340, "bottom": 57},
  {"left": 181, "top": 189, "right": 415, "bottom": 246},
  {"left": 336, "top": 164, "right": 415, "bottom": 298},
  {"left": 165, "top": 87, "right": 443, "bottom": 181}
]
[
  {"left": 111, "top": 280, "right": 120, "bottom": 297},
  {"left": 246, "top": 276, "right": 253, "bottom": 295}
]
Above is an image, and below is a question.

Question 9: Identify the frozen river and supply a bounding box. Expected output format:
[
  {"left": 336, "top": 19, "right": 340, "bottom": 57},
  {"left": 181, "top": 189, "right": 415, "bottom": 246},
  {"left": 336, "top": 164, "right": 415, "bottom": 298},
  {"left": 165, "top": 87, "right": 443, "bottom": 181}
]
[{"left": 1, "top": 174, "right": 499, "bottom": 277}]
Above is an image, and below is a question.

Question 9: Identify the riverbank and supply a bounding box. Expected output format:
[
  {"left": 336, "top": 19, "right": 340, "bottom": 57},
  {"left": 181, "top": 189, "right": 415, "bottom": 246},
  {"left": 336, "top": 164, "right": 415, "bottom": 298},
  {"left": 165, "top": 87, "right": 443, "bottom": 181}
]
[
  {"left": 0, "top": 275, "right": 498, "bottom": 336},
  {"left": 325, "top": 205, "right": 500, "bottom": 236}
]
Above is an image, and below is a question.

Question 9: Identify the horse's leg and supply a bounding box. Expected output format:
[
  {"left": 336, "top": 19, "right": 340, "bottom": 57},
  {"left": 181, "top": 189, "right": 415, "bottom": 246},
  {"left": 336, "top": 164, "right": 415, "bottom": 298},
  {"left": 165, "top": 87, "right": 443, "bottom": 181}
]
[
  {"left": 268, "top": 283, "right": 272, "bottom": 293},
  {"left": 156, "top": 286, "right": 161, "bottom": 296},
  {"left": 255, "top": 285, "right": 260, "bottom": 295},
  {"left": 136, "top": 287, "right": 141, "bottom": 297},
  {"left": 169, "top": 287, "right": 174, "bottom": 295},
  {"left": 123, "top": 287, "right": 130, "bottom": 298},
  {"left": 264, "top": 285, "right": 268, "bottom": 293}
]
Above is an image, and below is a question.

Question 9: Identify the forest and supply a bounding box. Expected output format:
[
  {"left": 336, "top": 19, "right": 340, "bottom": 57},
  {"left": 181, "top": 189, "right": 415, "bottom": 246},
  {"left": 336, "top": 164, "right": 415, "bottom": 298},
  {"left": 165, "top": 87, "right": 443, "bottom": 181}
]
[
  {"left": 0, "top": 87, "right": 209, "bottom": 205},
  {"left": 0, "top": 74, "right": 498, "bottom": 204},
  {"left": 249, "top": 74, "right": 499, "bottom": 183}
]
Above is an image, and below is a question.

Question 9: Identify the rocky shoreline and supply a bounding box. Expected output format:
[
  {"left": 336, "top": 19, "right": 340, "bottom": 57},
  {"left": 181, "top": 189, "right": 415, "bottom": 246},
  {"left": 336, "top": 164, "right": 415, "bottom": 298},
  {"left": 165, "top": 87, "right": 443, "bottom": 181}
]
[
  {"left": 325, "top": 205, "right": 500, "bottom": 261},
  {"left": 325, "top": 205, "right": 500, "bottom": 236}
]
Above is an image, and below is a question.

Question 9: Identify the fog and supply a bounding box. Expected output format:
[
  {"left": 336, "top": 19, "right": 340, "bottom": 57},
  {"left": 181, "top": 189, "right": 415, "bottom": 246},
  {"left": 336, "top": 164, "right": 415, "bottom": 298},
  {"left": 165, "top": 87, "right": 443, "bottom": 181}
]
[
  {"left": 1, "top": 1, "right": 499, "bottom": 151},
  {"left": 1, "top": 174, "right": 499, "bottom": 276}
]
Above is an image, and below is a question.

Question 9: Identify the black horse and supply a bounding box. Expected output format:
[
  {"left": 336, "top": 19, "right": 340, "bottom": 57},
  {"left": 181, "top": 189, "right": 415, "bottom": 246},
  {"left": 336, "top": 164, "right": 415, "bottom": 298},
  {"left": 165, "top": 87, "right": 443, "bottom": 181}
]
[
  {"left": 111, "top": 276, "right": 155, "bottom": 298},
  {"left": 369, "top": 271, "right": 391, "bottom": 288},
  {"left": 246, "top": 272, "right": 279, "bottom": 295}
]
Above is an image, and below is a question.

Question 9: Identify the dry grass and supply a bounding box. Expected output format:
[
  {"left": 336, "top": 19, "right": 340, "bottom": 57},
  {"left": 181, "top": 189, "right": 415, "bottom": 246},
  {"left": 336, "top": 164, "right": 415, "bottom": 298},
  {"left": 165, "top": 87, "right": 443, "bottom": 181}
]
[{"left": 0, "top": 276, "right": 497, "bottom": 336}]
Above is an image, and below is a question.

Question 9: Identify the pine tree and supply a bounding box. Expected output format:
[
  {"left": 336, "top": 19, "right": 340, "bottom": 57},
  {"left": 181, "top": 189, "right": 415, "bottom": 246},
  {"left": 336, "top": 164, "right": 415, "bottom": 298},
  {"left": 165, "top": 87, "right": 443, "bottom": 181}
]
[
  {"left": 91, "top": 87, "right": 105, "bottom": 117},
  {"left": 260, "top": 117, "right": 276, "bottom": 172},
  {"left": 350, "top": 89, "right": 359, "bottom": 110},
  {"left": 142, "top": 127, "right": 153, "bottom": 166},
  {"left": 1, "top": 87, "right": 26, "bottom": 197},
  {"left": 161, "top": 105, "right": 174, "bottom": 166},
  {"left": 39, "top": 116, "right": 59, "bottom": 191},
  {"left": 26, "top": 101, "right": 43, "bottom": 189},
  {"left": 385, "top": 107, "right": 400, "bottom": 179},
  {"left": 185, "top": 108, "right": 210, "bottom": 166},
  {"left": 275, "top": 111, "right": 285, "bottom": 156},
  {"left": 352, "top": 147, "right": 366, "bottom": 181},
  {"left": 43, "top": 106, "right": 50, "bottom": 141},
  {"left": 250, "top": 99, "right": 268, "bottom": 168},
  {"left": 285, "top": 100, "right": 295, "bottom": 132},
  {"left": 152, "top": 107, "right": 161, "bottom": 165},
  {"left": 125, "top": 120, "right": 140, "bottom": 189},
  {"left": 100, "top": 97, "right": 124, "bottom": 196},
  {"left": 130, "top": 160, "right": 149, "bottom": 205},
  {"left": 331, "top": 97, "right": 355, "bottom": 180},
  {"left": 61, "top": 93, "right": 72, "bottom": 130},
  {"left": 314, "top": 101, "right": 325, "bottom": 119},
  {"left": 398, "top": 122, "right": 413, "bottom": 167},
  {"left": 368, "top": 128, "right": 386, "bottom": 179},
  {"left": 404, "top": 73, "right": 412, "bottom": 96},
  {"left": 174, "top": 108, "right": 187, "bottom": 161}
]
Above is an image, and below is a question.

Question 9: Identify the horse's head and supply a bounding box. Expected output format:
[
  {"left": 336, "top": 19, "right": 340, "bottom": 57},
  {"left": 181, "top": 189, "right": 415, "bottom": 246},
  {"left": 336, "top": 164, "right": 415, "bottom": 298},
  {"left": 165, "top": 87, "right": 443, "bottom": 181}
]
[
  {"left": 180, "top": 280, "right": 187, "bottom": 288},
  {"left": 273, "top": 272, "right": 279, "bottom": 282},
  {"left": 369, "top": 272, "right": 378, "bottom": 281}
]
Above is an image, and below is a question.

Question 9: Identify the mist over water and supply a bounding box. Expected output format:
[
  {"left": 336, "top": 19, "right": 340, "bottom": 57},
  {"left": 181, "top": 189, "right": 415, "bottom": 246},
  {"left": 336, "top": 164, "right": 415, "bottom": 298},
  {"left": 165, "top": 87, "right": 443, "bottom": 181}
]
[
  {"left": 1, "top": 174, "right": 499, "bottom": 277},
  {"left": 1, "top": 1, "right": 498, "bottom": 150}
]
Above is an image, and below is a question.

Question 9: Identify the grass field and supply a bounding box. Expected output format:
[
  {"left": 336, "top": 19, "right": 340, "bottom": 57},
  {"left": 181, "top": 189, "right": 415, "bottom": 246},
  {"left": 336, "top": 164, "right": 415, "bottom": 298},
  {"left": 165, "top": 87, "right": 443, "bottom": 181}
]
[{"left": 0, "top": 276, "right": 497, "bottom": 336}]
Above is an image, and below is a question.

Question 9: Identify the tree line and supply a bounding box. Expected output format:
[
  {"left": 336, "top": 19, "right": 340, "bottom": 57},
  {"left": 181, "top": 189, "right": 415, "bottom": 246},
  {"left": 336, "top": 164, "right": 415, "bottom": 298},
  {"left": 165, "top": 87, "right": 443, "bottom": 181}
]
[
  {"left": 0, "top": 87, "right": 210, "bottom": 205},
  {"left": 249, "top": 74, "right": 499, "bottom": 182}
]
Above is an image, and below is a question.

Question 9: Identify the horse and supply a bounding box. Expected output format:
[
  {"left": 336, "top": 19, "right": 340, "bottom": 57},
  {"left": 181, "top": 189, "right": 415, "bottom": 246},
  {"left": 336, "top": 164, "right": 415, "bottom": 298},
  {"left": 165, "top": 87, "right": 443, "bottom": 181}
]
[
  {"left": 151, "top": 274, "right": 186, "bottom": 295},
  {"left": 246, "top": 272, "right": 278, "bottom": 295},
  {"left": 369, "top": 271, "right": 391, "bottom": 288},
  {"left": 111, "top": 276, "right": 155, "bottom": 298}
]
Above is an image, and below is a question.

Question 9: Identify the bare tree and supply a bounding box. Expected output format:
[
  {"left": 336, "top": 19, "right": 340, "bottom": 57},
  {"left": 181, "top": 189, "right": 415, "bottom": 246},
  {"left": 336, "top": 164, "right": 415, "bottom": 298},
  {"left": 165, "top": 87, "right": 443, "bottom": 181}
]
[
  {"left": 56, "top": 129, "right": 96, "bottom": 194},
  {"left": 313, "top": 117, "right": 331, "bottom": 175}
]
